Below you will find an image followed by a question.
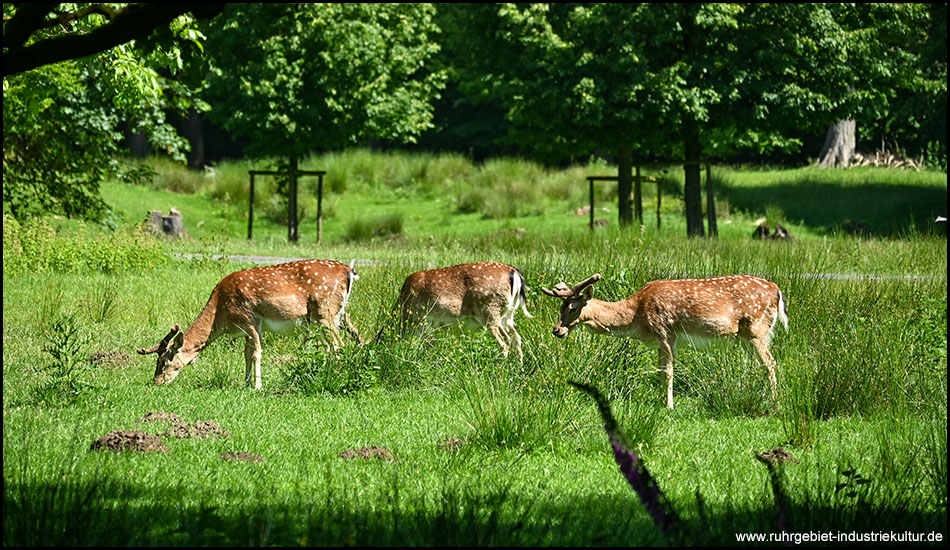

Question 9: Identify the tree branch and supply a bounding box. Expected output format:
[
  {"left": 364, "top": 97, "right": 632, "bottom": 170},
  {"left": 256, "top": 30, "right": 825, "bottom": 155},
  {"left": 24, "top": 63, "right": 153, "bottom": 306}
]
[{"left": 3, "top": 3, "right": 225, "bottom": 77}]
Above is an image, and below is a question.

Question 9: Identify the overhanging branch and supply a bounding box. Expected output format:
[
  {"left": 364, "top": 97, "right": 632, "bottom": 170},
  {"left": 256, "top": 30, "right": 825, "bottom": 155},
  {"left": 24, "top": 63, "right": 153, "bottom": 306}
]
[{"left": 3, "top": 3, "right": 224, "bottom": 77}]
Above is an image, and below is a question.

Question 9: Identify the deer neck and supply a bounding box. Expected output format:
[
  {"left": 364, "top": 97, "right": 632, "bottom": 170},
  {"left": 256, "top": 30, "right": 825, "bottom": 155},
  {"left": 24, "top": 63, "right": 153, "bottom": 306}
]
[
  {"left": 580, "top": 297, "right": 640, "bottom": 335},
  {"left": 179, "top": 289, "right": 221, "bottom": 362}
]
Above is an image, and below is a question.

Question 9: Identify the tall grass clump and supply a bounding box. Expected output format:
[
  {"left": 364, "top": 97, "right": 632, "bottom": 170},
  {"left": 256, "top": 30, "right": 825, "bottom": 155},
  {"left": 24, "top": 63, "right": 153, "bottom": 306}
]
[
  {"left": 343, "top": 212, "right": 404, "bottom": 242},
  {"left": 2, "top": 214, "right": 166, "bottom": 275},
  {"left": 277, "top": 323, "right": 428, "bottom": 395},
  {"left": 678, "top": 342, "right": 774, "bottom": 418},
  {"left": 206, "top": 158, "right": 257, "bottom": 203},
  {"left": 456, "top": 159, "right": 549, "bottom": 219},
  {"left": 141, "top": 156, "right": 206, "bottom": 194},
  {"left": 457, "top": 369, "right": 582, "bottom": 453}
]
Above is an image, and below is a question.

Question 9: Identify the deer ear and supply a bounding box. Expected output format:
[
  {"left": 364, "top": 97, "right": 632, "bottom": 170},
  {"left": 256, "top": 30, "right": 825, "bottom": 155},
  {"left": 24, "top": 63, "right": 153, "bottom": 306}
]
[
  {"left": 582, "top": 286, "right": 594, "bottom": 299},
  {"left": 172, "top": 331, "right": 185, "bottom": 350}
]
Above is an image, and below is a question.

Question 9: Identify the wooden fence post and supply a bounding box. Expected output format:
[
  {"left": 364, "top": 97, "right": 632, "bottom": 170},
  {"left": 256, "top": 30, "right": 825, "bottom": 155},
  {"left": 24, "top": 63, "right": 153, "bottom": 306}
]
[
  {"left": 247, "top": 172, "right": 255, "bottom": 240},
  {"left": 317, "top": 173, "right": 324, "bottom": 243},
  {"left": 705, "top": 162, "right": 717, "bottom": 237},
  {"left": 634, "top": 165, "right": 643, "bottom": 224}
]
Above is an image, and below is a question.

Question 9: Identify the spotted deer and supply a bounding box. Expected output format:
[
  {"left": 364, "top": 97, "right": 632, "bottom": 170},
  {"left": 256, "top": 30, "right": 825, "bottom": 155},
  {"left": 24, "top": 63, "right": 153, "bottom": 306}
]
[
  {"left": 396, "top": 262, "right": 533, "bottom": 362},
  {"left": 542, "top": 274, "right": 788, "bottom": 408},
  {"left": 137, "top": 259, "right": 361, "bottom": 388}
]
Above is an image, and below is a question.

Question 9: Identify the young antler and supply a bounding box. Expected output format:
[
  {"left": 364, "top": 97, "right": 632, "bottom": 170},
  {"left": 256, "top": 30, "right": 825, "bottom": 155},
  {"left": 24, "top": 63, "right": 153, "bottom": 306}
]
[
  {"left": 543, "top": 273, "right": 788, "bottom": 408},
  {"left": 541, "top": 273, "right": 602, "bottom": 298}
]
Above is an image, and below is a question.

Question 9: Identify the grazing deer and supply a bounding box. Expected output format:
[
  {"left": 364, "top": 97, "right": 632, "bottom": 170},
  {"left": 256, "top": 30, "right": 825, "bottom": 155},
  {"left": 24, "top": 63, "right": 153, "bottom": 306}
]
[
  {"left": 542, "top": 274, "right": 788, "bottom": 408},
  {"left": 137, "top": 259, "right": 361, "bottom": 388},
  {"left": 396, "top": 262, "right": 533, "bottom": 362}
]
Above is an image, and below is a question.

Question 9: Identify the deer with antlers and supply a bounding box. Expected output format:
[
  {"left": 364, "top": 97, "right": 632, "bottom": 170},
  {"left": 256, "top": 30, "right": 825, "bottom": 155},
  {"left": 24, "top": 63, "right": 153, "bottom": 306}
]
[
  {"left": 395, "top": 262, "right": 533, "bottom": 362},
  {"left": 137, "top": 259, "right": 361, "bottom": 388},
  {"left": 542, "top": 274, "right": 788, "bottom": 408}
]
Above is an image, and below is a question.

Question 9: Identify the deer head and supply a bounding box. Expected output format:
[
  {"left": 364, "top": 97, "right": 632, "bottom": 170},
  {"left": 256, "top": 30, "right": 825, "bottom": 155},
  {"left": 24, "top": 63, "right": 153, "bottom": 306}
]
[
  {"left": 137, "top": 323, "right": 187, "bottom": 385},
  {"left": 541, "top": 273, "right": 601, "bottom": 338}
]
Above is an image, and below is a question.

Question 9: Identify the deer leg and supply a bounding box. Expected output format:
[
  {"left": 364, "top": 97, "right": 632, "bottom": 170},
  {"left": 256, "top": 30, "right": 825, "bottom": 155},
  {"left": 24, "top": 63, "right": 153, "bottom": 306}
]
[
  {"left": 244, "top": 326, "right": 263, "bottom": 389},
  {"left": 342, "top": 312, "right": 365, "bottom": 345},
  {"left": 319, "top": 319, "right": 344, "bottom": 350},
  {"left": 507, "top": 320, "right": 523, "bottom": 365},
  {"left": 659, "top": 338, "right": 675, "bottom": 409},
  {"left": 750, "top": 337, "right": 778, "bottom": 398},
  {"left": 487, "top": 321, "right": 510, "bottom": 358}
]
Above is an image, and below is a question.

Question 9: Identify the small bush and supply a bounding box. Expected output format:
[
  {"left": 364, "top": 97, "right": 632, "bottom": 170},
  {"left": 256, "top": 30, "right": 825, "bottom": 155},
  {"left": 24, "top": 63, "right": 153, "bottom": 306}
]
[
  {"left": 343, "top": 212, "right": 404, "bottom": 242},
  {"left": 2, "top": 215, "right": 167, "bottom": 275},
  {"left": 32, "top": 313, "right": 94, "bottom": 406},
  {"left": 144, "top": 156, "right": 206, "bottom": 194},
  {"left": 279, "top": 327, "right": 378, "bottom": 395}
]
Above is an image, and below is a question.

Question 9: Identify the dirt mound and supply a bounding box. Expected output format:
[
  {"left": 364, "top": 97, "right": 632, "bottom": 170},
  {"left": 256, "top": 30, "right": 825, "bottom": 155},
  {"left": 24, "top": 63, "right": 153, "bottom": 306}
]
[
  {"left": 161, "top": 420, "right": 230, "bottom": 439},
  {"left": 755, "top": 448, "right": 799, "bottom": 465},
  {"left": 89, "top": 350, "right": 134, "bottom": 368},
  {"left": 90, "top": 430, "right": 168, "bottom": 453},
  {"left": 438, "top": 437, "right": 466, "bottom": 453},
  {"left": 136, "top": 411, "right": 182, "bottom": 424},
  {"left": 220, "top": 451, "right": 265, "bottom": 463},
  {"left": 338, "top": 446, "right": 394, "bottom": 462}
]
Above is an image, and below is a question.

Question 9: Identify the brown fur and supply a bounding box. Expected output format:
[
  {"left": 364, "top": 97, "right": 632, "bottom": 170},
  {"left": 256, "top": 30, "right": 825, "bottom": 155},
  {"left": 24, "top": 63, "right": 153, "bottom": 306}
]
[
  {"left": 398, "top": 262, "right": 532, "bottom": 362},
  {"left": 544, "top": 274, "right": 788, "bottom": 408},
  {"left": 138, "top": 259, "right": 359, "bottom": 388}
]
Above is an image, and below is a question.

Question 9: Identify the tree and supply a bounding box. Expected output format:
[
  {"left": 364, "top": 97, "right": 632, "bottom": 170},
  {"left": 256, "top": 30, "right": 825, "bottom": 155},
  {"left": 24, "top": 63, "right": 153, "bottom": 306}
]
[
  {"left": 443, "top": 4, "right": 941, "bottom": 236},
  {"left": 811, "top": 4, "right": 945, "bottom": 168},
  {"left": 202, "top": 3, "right": 445, "bottom": 241},
  {"left": 204, "top": 4, "right": 445, "bottom": 159},
  {"left": 2, "top": 4, "right": 221, "bottom": 221}
]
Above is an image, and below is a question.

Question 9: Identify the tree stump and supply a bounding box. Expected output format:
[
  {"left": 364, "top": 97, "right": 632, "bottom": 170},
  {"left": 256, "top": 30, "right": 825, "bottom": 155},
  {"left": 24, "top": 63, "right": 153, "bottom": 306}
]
[{"left": 147, "top": 208, "right": 188, "bottom": 238}]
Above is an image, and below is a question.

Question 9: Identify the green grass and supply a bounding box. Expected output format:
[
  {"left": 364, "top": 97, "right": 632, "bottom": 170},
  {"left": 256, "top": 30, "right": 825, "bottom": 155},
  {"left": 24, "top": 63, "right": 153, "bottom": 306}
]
[
  {"left": 3, "top": 153, "right": 948, "bottom": 545},
  {"left": 718, "top": 166, "right": 948, "bottom": 236},
  {"left": 83, "top": 151, "right": 919, "bottom": 244}
]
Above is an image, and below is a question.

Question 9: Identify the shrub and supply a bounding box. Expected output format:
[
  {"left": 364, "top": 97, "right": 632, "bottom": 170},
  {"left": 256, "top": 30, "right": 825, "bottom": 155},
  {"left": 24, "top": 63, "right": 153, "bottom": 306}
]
[
  {"left": 1, "top": 215, "right": 167, "bottom": 275},
  {"left": 343, "top": 212, "right": 404, "bottom": 242},
  {"left": 144, "top": 156, "right": 206, "bottom": 194},
  {"left": 32, "top": 313, "right": 94, "bottom": 407}
]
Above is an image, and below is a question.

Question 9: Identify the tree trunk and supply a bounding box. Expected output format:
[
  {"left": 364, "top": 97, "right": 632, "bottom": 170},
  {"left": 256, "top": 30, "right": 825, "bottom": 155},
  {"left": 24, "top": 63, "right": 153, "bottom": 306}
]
[
  {"left": 683, "top": 118, "right": 705, "bottom": 237},
  {"left": 617, "top": 144, "right": 633, "bottom": 227},
  {"left": 634, "top": 164, "right": 643, "bottom": 224},
  {"left": 182, "top": 108, "right": 205, "bottom": 169},
  {"left": 705, "top": 163, "right": 717, "bottom": 237},
  {"left": 288, "top": 156, "right": 299, "bottom": 242},
  {"left": 817, "top": 119, "right": 856, "bottom": 168}
]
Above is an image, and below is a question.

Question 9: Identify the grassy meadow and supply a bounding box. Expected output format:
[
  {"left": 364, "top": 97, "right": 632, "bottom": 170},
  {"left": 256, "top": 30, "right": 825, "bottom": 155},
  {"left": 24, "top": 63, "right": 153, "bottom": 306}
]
[{"left": 3, "top": 152, "right": 947, "bottom": 545}]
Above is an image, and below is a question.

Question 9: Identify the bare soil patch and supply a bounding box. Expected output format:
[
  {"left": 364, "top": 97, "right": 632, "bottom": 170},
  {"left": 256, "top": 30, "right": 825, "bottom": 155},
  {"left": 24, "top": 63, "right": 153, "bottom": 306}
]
[
  {"left": 136, "top": 411, "right": 183, "bottom": 424},
  {"left": 161, "top": 420, "right": 230, "bottom": 439},
  {"left": 338, "top": 446, "right": 394, "bottom": 462},
  {"left": 438, "top": 437, "right": 466, "bottom": 453},
  {"left": 89, "top": 350, "right": 134, "bottom": 369},
  {"left": 220, "top": 451, "right": 265, "bottom": 463},
  {"left": 755, "top": 448, "right": 799, "bottom": 465},
  {"left": 90, "top": 430, "right": 168, "bottom": 453}
]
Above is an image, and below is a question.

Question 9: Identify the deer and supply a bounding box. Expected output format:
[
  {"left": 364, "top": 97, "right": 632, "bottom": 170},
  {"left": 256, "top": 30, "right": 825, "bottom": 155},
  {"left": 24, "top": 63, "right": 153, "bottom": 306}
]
[
  {"left": 394, "top": 262, "right": 533, "bottom": 363},
  {"left": 541, "top": 273, "right": 788, "bottom": 409},
  {"left": 137, "top": 259, "right": 361, "bottom": 389}
]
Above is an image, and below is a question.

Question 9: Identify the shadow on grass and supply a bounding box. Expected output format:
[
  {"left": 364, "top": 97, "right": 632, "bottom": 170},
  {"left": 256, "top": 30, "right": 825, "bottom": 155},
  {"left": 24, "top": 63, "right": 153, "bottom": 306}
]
[
  {"left": 5, "top": 473, "right": 946, "bottom": 546},
  {"left": 719, "top": 180, "right": 948, "bottom": 237}
]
